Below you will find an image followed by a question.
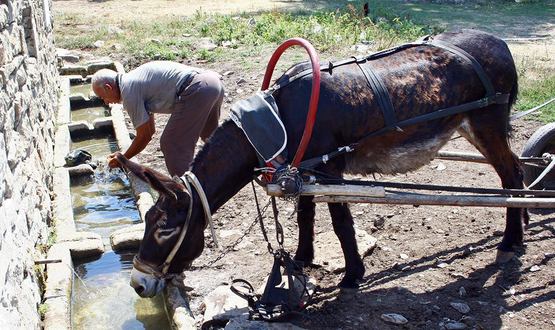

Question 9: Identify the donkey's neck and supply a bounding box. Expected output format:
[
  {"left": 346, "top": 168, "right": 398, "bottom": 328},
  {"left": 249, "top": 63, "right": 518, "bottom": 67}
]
[{"left": 191, "top": 120, "right": 259, "bottom": 212}]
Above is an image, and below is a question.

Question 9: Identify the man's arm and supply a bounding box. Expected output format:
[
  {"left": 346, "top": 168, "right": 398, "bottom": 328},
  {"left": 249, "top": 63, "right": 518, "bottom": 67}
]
[
  {"left": 124, "top": 115, "right": 155, "bottom": 159},
  {"left": 107, "top": 115, "right": 155, "bottom": 168}
]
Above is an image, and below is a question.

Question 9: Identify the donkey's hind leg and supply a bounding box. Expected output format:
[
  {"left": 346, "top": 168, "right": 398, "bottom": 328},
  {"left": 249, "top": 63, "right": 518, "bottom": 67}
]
[{"left": 459, "top": 105, "right": 526, "bottom": 263}]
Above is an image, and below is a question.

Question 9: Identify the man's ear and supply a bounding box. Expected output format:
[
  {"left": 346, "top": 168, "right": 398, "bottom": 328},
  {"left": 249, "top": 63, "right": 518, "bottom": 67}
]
[{"left": 104, "top": 83, "right": 113, "bottom": 92}]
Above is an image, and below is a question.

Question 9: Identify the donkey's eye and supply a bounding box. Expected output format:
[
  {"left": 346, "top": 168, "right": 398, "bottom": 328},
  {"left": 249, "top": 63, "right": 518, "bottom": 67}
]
[{"left": 156, "top": 219, "right": 167, "bottom": 228}]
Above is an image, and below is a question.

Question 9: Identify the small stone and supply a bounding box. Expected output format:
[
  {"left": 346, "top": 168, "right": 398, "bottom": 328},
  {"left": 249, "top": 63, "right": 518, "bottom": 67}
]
[
  {"left": 351, "top": 43, "right": 371, "bottom": 53},
  {"left": 450, "top": 302, "right": 470, "bottom": 314},
  {"left": 107, "top": 26, "right": 123, "bottom": 35},
  {"left": 93, "top": 40, "right": 105, "bottom": 48},
  {"left": 222, "top": 40, "right": 233, "bottom": 47},
  {"left": 437, "top": 262, "right": 449, "bottom": 268},
  {"left": 400, "top": 253, "right": 409, "bottom": 259},
  {"left": 223, "top": 71, "right": 234, "bottom": 76},
  {"left": 236, "top": 77, "right": 246, "bottom": 85},
  {"left": 459, "top": 286, "right": 467, "bottom": 297},
  {"left": 380, "top": 313, "right": 408, "bottom": 325},
  {"left": 312, "top": 23, "right": 323, "bottom": 34},
  {"left": 197, "top": 37, "right": 217, "bottom": 51},
  {"left": 529, "top": 265, "right": 541, "bottom": 272},
  {"left": 374, "top": 216, "right": 385, "bottom": 229},
  {"left": 433, "top": 162, "right": 446, "bottom": 171}
]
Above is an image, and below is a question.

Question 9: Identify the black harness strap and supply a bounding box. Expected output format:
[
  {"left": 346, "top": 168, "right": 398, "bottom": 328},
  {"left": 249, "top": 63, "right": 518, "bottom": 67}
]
[
  {"left": 356, "top": 60, "right": 397, "bottom": 127},
  {"left": 429, "top": 39, "right": 495, "bottom": 96},
  {"left": 270, "top": 42, "right": 428, "bottom": 92},
  {"left": 297, "top": 38, "right": 511, "bottom": 170},
  {"left": 264, "top": 36, "right": 512, "bottom": 170}
]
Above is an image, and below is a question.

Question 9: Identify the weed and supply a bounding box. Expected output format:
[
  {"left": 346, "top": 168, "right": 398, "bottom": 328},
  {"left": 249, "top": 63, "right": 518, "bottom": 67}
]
[{"left": 38, "top": 303, "right": 48, "bottom": 320}]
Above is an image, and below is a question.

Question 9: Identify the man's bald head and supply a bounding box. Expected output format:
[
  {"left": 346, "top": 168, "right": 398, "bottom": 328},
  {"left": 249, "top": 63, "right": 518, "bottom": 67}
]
[{"left": 92, "top": 69, "right": 121, "bottom": 104}]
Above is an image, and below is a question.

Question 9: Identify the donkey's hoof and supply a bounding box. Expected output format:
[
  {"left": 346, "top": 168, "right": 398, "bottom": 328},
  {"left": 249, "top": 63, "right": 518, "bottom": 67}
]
[
  {"left": 495, "top": 250, "right": 515, "bottom": 264},
  {"left": 338, "top": 276, "right": 360, "bottom": 289}
]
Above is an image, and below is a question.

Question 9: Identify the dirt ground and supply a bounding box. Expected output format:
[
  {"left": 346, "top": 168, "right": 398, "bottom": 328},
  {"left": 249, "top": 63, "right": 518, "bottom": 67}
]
[{"left": 53, "top": 0, "right": 555, "bottom": 329}]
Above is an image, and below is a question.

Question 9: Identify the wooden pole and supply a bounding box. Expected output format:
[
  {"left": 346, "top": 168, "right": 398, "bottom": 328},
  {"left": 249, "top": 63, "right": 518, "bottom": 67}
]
[
  {"left": 265, "top": 184, "right": 386, "bottom": 198},
  {"left": 313, "top": 192, "right": 555, "bottom": 208},
  {"left": 436, "top": 150, "right": 546, "bottom": 165},
  {"left": 436, "top": 150, "right": 488, "bottom": 163}
]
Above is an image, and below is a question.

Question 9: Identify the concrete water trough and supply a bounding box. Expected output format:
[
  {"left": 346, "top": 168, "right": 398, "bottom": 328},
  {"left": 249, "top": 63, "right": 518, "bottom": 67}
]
[
  {"left": 43, "top": 62, "right": 195, "bottom": 330},
  {"left": 69, "top": 96, "right": 110, "bottom": 124}
]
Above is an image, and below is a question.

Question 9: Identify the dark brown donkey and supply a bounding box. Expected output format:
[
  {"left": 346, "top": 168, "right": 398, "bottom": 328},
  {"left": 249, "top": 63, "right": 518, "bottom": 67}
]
[{"left": 116, "top": 29, "right": 526, "bottom": 298}]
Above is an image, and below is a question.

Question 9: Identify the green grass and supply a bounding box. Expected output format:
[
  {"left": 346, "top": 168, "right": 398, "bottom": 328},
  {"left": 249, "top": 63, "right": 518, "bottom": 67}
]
[
  {"left": 517, "top": 74, "right": 555, "bottom": 122},
  {"left": 54, "top": 1, "right": 554, "bottom": 120},
  {"left": 54, "top": 4, "right": 437, "bottom": 64}
]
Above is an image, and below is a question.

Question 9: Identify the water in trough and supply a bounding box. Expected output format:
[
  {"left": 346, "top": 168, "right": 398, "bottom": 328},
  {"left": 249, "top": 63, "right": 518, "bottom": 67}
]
[
  {"left": 71, "top": 133, "right": 118, "bottom": 161},
  {"left": 70, "top": 82, "right": 95, "bottom": 98},
  {"left": 71, "top": 169, "right": 171, "bottom": 329},
  {"left": 71, "top": 106, "right": 110, "bottom": 123},
  {"left": 68, "top": 106, "right": 171, "bottom": 328}
]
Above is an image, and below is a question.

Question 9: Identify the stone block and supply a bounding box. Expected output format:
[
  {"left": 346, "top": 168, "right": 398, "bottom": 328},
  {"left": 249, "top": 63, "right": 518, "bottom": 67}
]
[
  {"left": 67, "top": 163, "right": 95, "bottom": 177},
  {"left": 56, "top": 48, "right": 80, "bottom": 63},
  {"left": 67, "top": 121, "right": 93, "bottom": 135},
  {"left": 165, "top": 279, "right": 196, "bottom": 330},
  {"left": 85, "top": 59, "right": 116, "bottom": 74},
  {"left": 16, "top": 66, "right": 27, "bottom": 86},
  {"left": 65, "top": 75, "right": 87, "bottom": 84},
  {"left": 59, "top": 65, "right": 87, "bottom": 77},
  {"left": 110, "top": 223, "right": 144, "bottom": 251},
  {"left": 202, "top": 285, "right": 249, "bottom": 326},
  {"left": 0, "top": 5, "right": 9, "bottom": 30},
  {"left": 69, "top": 94, "right": 87, "bottom": 103},
  {"left": 0, "top": 38, "right": 6, "bottom": 66},
  {"left": 43, "top": 244, "right": 72, "bottom": 330},
  {"left": 6, "top": 130, "right": 21, "bottom": 171},
  {"left": 60, "top": 231, "right": 104, "bottom": 260},
  {"left": 92, "top": 117, "right": 113, "bottom": 130}
]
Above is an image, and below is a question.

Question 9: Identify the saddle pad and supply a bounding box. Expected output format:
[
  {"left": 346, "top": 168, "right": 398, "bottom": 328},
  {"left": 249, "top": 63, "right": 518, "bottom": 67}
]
[{"left": 230, "top": 91, "right": 287, "bottom": 163}]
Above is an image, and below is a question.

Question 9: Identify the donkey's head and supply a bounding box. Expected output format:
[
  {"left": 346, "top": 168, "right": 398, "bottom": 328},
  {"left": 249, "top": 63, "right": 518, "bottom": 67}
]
[{"left": 114, "top": 153, "right": 206, "bottom": 297}]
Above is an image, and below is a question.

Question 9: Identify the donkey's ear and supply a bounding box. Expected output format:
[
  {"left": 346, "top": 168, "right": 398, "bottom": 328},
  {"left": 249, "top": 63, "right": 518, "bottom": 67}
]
[{"left": 143, "top": 171, "right": 178, "bottom": 200}]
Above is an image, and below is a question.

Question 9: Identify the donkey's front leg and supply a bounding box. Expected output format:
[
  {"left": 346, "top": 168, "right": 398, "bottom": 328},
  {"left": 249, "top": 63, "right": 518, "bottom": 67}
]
[
  {"left": 328, "top": 202, "right": 364, "bottom": 288},
  {"left": 294, "top": 196, "right": 316, "bottom": 266}
]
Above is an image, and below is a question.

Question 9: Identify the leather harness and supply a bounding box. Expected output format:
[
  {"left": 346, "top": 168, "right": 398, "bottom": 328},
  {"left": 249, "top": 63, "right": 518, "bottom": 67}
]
[
  {"left": 270, "top": 37, "right": 509, "bottom": 147},
  {"left": 267, "top": 36, "right": 511, "bottom": 170}
]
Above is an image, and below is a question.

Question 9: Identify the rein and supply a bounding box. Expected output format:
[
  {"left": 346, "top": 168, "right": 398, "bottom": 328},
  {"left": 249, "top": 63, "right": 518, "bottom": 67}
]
[{"left": 133, "top": 171, "right": 218, "bottom": 279}]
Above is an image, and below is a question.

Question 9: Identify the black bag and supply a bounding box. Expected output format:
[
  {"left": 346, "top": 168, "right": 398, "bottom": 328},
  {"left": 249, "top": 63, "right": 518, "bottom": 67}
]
[{"left": 64, "top": 149, "right": 92, "bottom": 167}]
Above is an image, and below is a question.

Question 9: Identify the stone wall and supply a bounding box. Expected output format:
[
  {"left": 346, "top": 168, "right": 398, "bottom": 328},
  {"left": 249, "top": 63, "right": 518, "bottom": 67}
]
[{"left": 0, "top": 0, "right": 58, "bottom": 328}]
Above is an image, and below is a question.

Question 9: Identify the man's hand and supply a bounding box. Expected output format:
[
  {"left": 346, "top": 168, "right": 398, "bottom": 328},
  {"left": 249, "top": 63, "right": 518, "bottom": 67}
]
[{"left": 106, "top": 152, "right": 120, "bottom": 169}]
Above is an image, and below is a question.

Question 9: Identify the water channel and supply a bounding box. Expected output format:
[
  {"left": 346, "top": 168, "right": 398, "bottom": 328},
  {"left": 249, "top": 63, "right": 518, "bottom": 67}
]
[{"left": 68, "top": 86, "right": 171, "bottom": 329}]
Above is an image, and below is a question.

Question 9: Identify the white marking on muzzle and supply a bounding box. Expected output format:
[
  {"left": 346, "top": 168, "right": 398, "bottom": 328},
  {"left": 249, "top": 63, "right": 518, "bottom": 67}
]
[{"left": 130, "top": 268, "right": 166, "bottom": 297}]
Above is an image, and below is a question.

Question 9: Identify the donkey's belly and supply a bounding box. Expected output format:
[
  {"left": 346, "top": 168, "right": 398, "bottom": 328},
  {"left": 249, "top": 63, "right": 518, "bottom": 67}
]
[{"left": 345, "top": 127, "right": 456, "bottom": 175}]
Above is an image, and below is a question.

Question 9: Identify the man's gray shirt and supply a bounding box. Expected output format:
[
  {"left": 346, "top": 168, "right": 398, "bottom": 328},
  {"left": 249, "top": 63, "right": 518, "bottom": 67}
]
[{"left": 119, "top": 61, "right": 197, "bottom": 128}]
